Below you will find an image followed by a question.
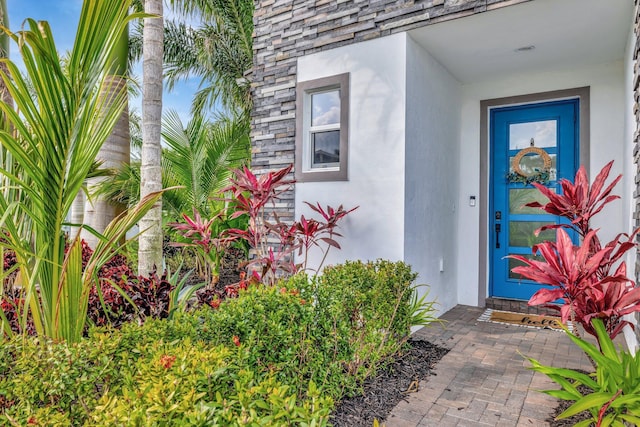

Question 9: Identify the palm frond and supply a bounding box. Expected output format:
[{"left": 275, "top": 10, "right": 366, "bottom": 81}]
[
  {"left": 97, "top": 111, "right": 249, "bottom": 221},
  {"left": 163, "top": 20, "right": 200, "bottom": 88},
  {"left": 161, "top": 110, "right": 249, "bottom": 217},
  {"left": 94, "top": 161, "right": 141, "bottom": 207},
  {"left": 0, "top": 0, "right": 146, "bottom": 342},
  {"left": 165, "top": 0, "right": 253, "bottom": 114}
]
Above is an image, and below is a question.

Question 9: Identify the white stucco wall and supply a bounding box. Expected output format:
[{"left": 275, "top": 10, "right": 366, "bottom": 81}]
[
  {"left": 296, "top": 33, "right": 407, "bottom": 269},
  {"left": 294, "top": 28, "right": 629, "bottom": 317},
  {"left": 404, "top": 36, "right": 461, "bottom": 316},
  {"left": 457, "top": 61, "right": 627, "bottom": 306}
]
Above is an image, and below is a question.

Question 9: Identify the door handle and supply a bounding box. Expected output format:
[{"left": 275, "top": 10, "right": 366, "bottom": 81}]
[{"left": 494, "top": 211, "right": 502, "bottom": 249}]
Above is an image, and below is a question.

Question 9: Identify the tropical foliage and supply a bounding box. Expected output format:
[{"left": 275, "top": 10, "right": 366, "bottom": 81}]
[
  {"left": 0, "top": 260, "right": 435, "bottom": 425},
  {"left": 512, "top": 161, "right": 640, "bottom": 426},
  {"left": 167, "top": 164, "right": 355, "bottom": 286},
  {"left": 165, "top": 0, "right": 254, "bottom": 115},
  {"left": 162, "top": 111, "right": 249, "bottom": 217},
  {"left": 529, "top": 319, "right": 640, "bottom": 427},
  {"left": 97, "top": 111, "right": 249, "bottom": 218},
  {"left": 129, "top": 0, "right": 254, "bottom": 116},
  {"left": 97, "top": 110, "right": 250, "bottom": 285},
  {"left": 168, "top": 208, "right": 242, "bottom": 286},
  {"left": 0, "top": 0, "right": 165, "bottom": 342},
  {"left": 220, "top": 164, "right": 357, "bottom": 284},
  {"left": 118, "top": 0, "right": 256, "bottom": 277},
  {"left": 508, "top": 161, "right": 640, "bottom": 339}
]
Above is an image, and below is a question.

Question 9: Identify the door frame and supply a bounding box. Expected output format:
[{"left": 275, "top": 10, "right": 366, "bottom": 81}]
[{"left": 478, "top": 87, "right": 590, "bottom": 306}]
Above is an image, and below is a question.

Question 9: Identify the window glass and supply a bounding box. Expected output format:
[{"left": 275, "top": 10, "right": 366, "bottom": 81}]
[
  {"left": 311, "top": 91, "right": 340, "bottom": 126},
  {"left": 312, "top": 130, "right": 340, "bottom": 166},
  {"left": 296, "top": 73, "right": 349, "bottom": 182}
]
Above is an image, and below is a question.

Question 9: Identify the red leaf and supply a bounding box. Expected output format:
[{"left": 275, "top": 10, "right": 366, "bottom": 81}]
[
  {"left": 529, "top": 288, "right": 564, "bottom": 306},
  {"left": 320, "top": 237, "right": 341, "bottom": 249}
]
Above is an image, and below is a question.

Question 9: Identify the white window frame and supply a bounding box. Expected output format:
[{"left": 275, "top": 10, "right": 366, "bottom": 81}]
[{"left": 296, "top": 73, "right": 349, "bottom": 182}]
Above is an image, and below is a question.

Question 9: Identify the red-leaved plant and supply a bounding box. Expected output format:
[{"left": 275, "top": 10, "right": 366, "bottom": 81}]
[
  {"left": 1, "top": 240, "right": 177, "bottom": 336},
  {"left": 168, "top": 209, "right": 233, "bottom": 286},
  {"left": 508, "top": 160, "right": 640, "bottom": 340},
  {"left": 222, "top": 164, "right": 357, "bottom": 285}
]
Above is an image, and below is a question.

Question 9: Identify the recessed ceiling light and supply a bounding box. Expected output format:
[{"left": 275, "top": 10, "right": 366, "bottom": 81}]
[{"left": 515, "top": 45, "right": 536, "bottom": 52}]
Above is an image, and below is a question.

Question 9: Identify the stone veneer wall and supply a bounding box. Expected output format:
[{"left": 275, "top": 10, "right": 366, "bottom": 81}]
[
  {"left": 634, "top": 0, "right": 640, "bottom": 341},
  {"left": 250, "top": 0, "right": 531, "bottom": 222}
]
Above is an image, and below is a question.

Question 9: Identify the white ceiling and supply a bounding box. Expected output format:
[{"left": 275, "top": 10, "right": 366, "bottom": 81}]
[{"left": 409, "top": 0, "right": 634, "bottom": 84}]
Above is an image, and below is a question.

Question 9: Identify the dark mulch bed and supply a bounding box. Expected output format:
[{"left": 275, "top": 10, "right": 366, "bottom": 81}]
[
  {"left": 548, "top": 381, "right": 593, "bottom": 427},
  {"left": 330, "top": 339, "right": 448, "bottom": 427},
  {"left": 217, "top": 247, "right": 246, "bottom": 288}
]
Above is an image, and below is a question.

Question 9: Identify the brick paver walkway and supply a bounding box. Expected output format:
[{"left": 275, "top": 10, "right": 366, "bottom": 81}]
[{"left": 385, "top": 305, "right": 593, "bottom": 427}]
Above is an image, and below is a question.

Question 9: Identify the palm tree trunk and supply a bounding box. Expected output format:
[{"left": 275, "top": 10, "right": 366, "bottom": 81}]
[
  {"left": 81, "top": 23, "right": 130, "bottom": 247},
  {"left": 0, "top": 0, "right": 11, "bottom": 107},
  {"left": 138, "top": 0, "right": 164, "bottom": 275},
  {"left": 82, "top": 81, "right": 130, "bottom": 246}
]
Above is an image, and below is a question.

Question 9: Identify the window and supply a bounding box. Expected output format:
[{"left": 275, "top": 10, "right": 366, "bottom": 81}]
[{"left": 295, "top": 73, "right": 349, "bottom": 181}]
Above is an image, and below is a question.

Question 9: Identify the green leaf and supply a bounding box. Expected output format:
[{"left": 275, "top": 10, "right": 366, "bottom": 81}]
[
  {"left": 0, "top": 0, "right": 142, "bottom": 342},
  {"left": 609, "top": 393, "right": 640, "bottom": 408},
  {"left": 558, "top": 392, "right": 616, "bottom": 419},
  {"left": 565, "top": 330, "right": 610, "bottom": 367},
  {"left": 57, "top": 236, "right": 85, "bottom": 342},
  {"left": 545, "top": 389, "right": 583, "bottom": 401},
  {"left": 592, "top": 318, "right": 619, "bottom": 361},
  {"left": 618, "top": 413, "right": 640, "bottom": 424},
  {"left": 528, "top": 357, "right": 598, "bottom": 389}
]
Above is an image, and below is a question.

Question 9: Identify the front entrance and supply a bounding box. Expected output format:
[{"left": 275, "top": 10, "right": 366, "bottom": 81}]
[{"left": 489, "top": 99, "right": 579, "bottom": 300}]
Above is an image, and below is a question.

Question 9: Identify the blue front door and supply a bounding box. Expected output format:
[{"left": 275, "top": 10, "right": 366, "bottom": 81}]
[{"left": 490, "top": 100, "right": 579, "bottom": 300}]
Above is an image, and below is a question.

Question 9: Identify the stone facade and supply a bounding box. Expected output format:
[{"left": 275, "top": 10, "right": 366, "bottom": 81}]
[
  {"left": 634, "top": 0, "right": 640, "bottom": 340},
  {"left": 635, "top": 2, "right": 640, "bottom": 268},
  {"left": 250, "top": 0, "right": 531, "bottom": 222}
]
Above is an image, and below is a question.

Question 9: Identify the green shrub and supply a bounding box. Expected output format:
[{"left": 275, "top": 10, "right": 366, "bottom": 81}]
[
  {"left": 310, "top": 260, "right": 421, "bottom": 381},
  {"left": 0, "top": 259, "right": 435, "bottom": 426},
  {"left": 196, "top": 283, "right": 332, "bottom": 396},
  {"left": 0, "top": 313, "right": 331, "bottom": 426},
  {"left": 0, "top": 337, "right": 113, "bottom": 425},
  {"left": 91, "top": 342, "right": 231, "bottom": 425},
  {"left": 196, "top": 260, "right": 433, "bottom": 400}
]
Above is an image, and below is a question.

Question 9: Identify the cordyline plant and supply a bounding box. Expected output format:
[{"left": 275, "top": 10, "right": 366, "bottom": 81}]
[
  {"left": 169, "top": 209, "right": 227, "bottom": 286},
  {"left": 167, "top": 200, "right": 249, "bottom": 287},
  {"left": 508, "top": 161, "right": 640, "bottom": 340},
  {"left": 219, "top": 164, "right": 357, "bottom": 285}
]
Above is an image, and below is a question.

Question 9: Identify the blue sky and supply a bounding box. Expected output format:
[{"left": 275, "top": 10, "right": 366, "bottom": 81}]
[{"left": 6, "top": 0, "right": 198, "bottom": 124}]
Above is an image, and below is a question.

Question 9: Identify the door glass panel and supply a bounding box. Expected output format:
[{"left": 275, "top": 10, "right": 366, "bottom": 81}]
[
  {"left": 509, "top": 120, "right": 557, "bottom": 149},
  {"left": 509, "top": 221, "right": 556, "bottom": 247},
  {"left": 508, "top": 254, "right": 544, "bottom": 279},
  {"left": 510, "top": 153, "right": 557, "bottom": 181},
  {"left": 509, "top": 189, "right": 554, "bottom": 214}
]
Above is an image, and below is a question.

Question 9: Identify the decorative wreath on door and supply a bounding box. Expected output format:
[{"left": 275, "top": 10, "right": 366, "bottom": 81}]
[{"left": 507, "top": 139, "right": 551, "bottom": 185}]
